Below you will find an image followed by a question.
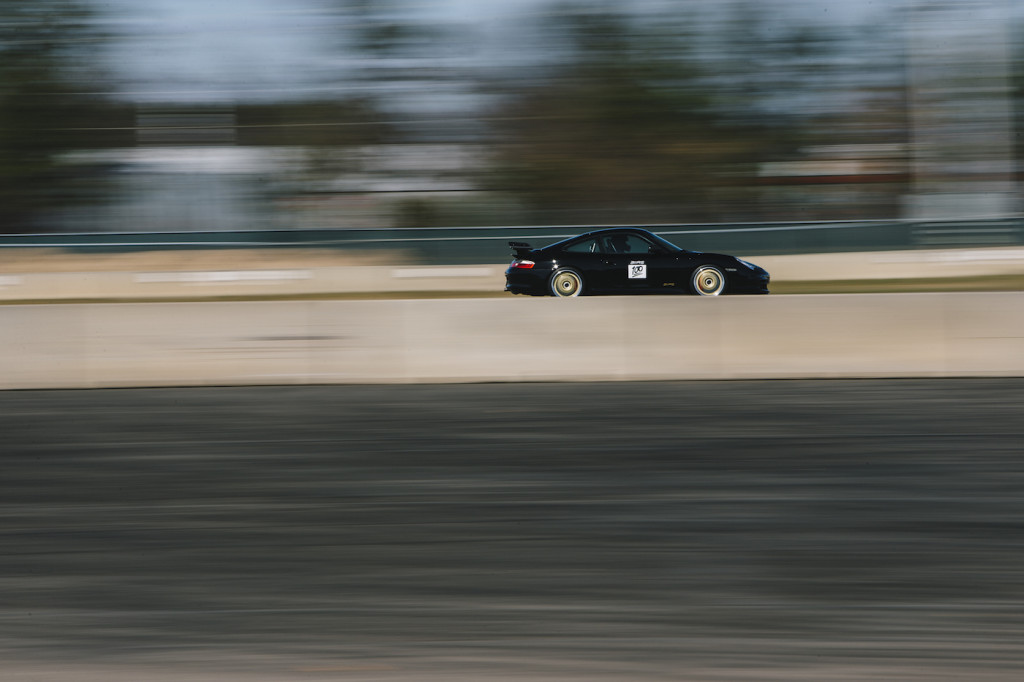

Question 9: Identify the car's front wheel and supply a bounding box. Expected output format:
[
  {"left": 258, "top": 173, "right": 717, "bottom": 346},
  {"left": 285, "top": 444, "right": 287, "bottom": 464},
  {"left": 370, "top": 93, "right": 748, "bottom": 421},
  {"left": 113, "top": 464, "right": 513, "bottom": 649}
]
[
  {"left": 550, "top": 268, "right": 584, "bottom": 297},
  {"left": 691, "top": 266, "right": 725, "bottom": 296}
]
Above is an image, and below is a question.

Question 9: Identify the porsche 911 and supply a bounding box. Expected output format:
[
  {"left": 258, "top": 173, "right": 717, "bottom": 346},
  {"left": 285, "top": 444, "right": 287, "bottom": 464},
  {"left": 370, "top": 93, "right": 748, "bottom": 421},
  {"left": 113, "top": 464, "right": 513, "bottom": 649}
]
[{"left": 504, "top": 227, "right": 769, "bottom": 297}]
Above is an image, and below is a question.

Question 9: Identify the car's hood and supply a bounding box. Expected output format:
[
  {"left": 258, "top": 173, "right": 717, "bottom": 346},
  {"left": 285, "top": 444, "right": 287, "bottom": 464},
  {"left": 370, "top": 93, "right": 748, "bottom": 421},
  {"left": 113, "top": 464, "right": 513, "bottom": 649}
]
[{"left": 681, "top": 251, "right": 735, "bottom": 261}]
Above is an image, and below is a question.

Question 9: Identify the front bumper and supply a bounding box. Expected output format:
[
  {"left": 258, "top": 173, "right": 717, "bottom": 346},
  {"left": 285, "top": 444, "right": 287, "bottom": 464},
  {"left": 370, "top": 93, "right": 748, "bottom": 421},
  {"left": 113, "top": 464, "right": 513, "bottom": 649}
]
[{"left": 729, "top": 269, "right": 770, "bottom": 295}]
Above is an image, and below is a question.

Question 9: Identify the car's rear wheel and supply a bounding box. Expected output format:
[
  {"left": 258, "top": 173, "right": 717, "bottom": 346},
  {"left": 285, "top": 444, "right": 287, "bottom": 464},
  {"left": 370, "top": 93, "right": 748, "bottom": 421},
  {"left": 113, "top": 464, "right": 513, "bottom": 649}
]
[
  {"left": 692, "top": 266, "right": 725, "bottom": 296},
  {"left": 550, "top": 268, "right": 583, "bottom": 297}
]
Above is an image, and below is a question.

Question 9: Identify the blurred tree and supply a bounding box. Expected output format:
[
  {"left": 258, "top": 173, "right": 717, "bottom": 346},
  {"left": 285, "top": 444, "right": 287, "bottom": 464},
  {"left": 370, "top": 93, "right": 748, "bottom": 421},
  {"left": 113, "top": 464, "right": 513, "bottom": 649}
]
[
  {"left": 303, "top": 0, "right": 492, "bottom": 227},
  {"left": 0, "top": 0, "right": 121, "bottom": 233},
  {"left": 236, "top": 100, "right": 392, "bottom": 148},
  {"left": 327, "top": 0, "right": 481, "bottom": 135},
  {"left": 345, "top": 0, "right": 455, "bottom": 58},
  {"left": 237, "top": 98, "right": 397, "bottom": 208},
  {"left": 1013, "top": 19, "right": 1024, "bottom": 185},
  {"left": 485, "top": 5, "right": 803, "bottom": 224}
]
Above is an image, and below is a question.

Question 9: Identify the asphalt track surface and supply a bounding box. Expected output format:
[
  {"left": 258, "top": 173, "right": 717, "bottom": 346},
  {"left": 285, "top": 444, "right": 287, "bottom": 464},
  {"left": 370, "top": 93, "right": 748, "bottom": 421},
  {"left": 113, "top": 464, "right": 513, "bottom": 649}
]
[{"left": 3, "top": 379, "right": 1024, "bottom": 681}]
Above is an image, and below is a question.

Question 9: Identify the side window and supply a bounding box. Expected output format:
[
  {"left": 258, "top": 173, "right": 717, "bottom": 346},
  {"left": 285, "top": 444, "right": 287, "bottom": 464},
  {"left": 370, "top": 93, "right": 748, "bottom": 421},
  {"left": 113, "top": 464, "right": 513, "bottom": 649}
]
[
  {"left": 629, "top": 234, "right": 660, "bottom": 254},
  {"left": 563, "top": 238, "right": 598, "bottom": 253},
  {"left": 600, "top": 234, "right": 661, "bottom": 255}
]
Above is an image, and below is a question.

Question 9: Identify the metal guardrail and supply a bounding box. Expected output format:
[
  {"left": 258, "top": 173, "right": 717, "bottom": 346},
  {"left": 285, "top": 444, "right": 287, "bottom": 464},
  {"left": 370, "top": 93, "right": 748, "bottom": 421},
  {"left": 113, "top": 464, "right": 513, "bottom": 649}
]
[{"left": 2, "top": 218, "right": 1021, "bottom": 265}]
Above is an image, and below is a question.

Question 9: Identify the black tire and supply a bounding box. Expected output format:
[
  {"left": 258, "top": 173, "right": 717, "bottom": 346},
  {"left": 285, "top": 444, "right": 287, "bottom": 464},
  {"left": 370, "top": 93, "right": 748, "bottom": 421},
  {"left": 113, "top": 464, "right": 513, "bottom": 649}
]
[
  {"left": 691, "top": 266, "right": 725, "bottom": 296},
  {"left": 550, "top": 268, "right": 584, "bottom": 297}
]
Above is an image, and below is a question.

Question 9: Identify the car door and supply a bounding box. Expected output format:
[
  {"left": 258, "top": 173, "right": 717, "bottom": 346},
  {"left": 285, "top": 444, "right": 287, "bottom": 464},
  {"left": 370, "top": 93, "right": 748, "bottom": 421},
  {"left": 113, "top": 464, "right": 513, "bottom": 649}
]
[{"left": 598, "top": 233, "right": 675, "bottom": 292}]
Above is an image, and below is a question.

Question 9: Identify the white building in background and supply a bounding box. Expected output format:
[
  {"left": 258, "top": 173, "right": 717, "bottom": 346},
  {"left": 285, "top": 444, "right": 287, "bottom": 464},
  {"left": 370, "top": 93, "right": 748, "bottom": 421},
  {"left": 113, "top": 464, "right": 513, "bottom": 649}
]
[
  {"left": 56, "top": 147, "right": 286, "bottom": 232},
  {"left": 42, "top": 105, "right": 489, "bottom": 233},
  {"left": 55, "top": 143, "right": 488, "bottom": 233}
]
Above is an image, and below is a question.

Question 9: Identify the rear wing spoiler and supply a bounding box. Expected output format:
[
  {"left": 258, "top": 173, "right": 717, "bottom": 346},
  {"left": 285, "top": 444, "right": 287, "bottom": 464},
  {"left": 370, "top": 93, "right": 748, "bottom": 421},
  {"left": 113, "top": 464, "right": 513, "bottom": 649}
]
[{"left": 509, "top": 241, "right": 534, "bottom": 257}]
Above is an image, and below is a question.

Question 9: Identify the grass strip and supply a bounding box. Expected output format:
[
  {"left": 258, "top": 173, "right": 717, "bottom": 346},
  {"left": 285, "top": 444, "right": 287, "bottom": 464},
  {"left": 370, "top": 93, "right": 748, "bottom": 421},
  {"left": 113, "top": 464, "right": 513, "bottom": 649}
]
[{"left": 1, "top": 275, "right": 1023, "bottom": 304}]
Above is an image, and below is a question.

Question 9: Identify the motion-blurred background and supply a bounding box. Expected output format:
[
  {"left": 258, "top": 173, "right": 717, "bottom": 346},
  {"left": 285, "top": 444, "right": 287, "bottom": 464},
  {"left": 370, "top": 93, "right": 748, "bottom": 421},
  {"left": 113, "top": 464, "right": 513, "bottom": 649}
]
[
  {"left": 5, "top": 6, "right": 1024, "bottom": 680},
  {"left": 1, "top": 0, "right": 1021, "bottom": 246}
]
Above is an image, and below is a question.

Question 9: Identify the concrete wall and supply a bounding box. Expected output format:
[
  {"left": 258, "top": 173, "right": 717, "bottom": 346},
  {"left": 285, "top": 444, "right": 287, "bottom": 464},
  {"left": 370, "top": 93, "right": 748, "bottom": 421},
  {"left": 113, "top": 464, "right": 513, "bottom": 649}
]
[{"left": 3, "top": 293, "right": 1023, "bottom": 389}]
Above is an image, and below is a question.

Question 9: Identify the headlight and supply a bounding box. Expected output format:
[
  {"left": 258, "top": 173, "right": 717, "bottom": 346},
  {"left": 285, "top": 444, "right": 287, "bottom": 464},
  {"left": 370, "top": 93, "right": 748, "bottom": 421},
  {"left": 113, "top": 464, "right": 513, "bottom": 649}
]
[{"left": 736, "top": 259, "right": 758, "bottom": 271}]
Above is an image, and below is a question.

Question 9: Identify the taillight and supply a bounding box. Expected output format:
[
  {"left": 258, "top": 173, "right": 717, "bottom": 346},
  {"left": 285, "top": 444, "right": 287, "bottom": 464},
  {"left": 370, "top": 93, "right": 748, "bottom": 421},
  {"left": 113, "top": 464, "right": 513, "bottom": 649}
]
[{"left": 511, "top": 259, "right": 535, "bottom": 269}]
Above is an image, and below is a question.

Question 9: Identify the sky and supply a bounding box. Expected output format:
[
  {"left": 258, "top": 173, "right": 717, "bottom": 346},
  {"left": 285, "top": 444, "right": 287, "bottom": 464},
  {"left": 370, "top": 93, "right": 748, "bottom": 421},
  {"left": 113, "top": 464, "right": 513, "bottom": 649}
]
[
  {"left": 99, "top": 0, "right": 338, "bottom": 100},
  {"left": 94, "top": 0, "right": 1016, "bottom": 103}
]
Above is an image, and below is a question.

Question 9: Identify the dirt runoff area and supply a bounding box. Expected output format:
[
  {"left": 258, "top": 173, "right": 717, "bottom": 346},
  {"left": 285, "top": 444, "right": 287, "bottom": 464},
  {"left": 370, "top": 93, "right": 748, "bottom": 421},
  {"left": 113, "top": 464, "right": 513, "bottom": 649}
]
[{"left": 0, "top": 248, "right": 413, "bottom": 273}]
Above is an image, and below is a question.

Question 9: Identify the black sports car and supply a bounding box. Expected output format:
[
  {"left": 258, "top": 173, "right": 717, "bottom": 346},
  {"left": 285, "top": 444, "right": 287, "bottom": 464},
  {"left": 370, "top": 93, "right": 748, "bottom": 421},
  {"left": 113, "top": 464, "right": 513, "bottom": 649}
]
[{"left": 504, "top": 227, "right": 770, "bottom": 297}]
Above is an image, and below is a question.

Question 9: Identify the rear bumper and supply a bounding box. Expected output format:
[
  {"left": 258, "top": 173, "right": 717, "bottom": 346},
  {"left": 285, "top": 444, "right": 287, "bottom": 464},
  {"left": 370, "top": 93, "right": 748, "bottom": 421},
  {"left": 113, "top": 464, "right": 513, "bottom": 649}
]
[
  {"left": 504, "top": 268, "right": 549, "bottom": 295},
  {"left": 505, "top": 281, "right": 543, "bottom": 295}
]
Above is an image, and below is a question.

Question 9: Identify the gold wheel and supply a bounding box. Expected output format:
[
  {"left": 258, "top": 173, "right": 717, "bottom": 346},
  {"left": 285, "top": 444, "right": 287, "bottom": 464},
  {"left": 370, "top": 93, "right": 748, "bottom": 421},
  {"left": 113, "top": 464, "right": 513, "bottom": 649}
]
[
  {"left": 692, "top": 266, "right": 725, "bottom": 296},
  {"left": 550, "top": 269, "right": 583, "bottom": 297}
]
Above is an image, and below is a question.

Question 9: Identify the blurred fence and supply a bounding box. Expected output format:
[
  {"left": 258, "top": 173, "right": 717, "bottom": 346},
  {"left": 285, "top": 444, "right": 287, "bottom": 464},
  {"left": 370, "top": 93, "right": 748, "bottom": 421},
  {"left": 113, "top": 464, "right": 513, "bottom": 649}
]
[{"left": 2, "top": 218, "right": 1022, "bottom": 265}]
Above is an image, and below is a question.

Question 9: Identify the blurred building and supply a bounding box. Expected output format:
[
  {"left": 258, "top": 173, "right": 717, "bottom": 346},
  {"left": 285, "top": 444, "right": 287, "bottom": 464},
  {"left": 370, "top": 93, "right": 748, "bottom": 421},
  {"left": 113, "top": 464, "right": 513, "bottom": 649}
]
[
  {"left": 758, "top": 144, "right": 909, "bottom": 221},
  {"left": 50, "top": 106, "right": 492, "bottom": 233},
  {"left": 903, "top": 0, "right": 1020, "bottom": 219}
]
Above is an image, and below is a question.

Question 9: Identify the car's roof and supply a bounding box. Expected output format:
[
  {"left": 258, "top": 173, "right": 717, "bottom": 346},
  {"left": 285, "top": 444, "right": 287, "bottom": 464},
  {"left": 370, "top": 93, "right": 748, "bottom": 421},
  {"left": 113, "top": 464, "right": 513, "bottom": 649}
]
[
  {"left": 539, "top": 227, "right": 673, "bottom": 252},
  {"left": 576, "top": 227, "right": 657, "bottom": 238}
]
